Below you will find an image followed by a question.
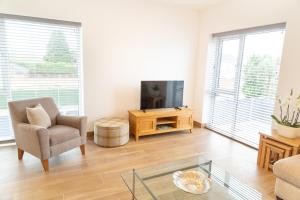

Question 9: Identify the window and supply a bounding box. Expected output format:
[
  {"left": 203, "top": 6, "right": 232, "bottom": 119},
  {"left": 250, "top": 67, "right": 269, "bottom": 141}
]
[
  {"left": 206, "top": 24, "right": 285, "bottom": 147},
  {"left": 0, "top": 14, "right": 82, "bottom": 142}
]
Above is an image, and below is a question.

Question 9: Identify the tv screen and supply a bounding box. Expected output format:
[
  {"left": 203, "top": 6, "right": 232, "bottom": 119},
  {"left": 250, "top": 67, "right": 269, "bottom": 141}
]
[{"left": 140, "top": 81, "right": 184, "bottom": 110}]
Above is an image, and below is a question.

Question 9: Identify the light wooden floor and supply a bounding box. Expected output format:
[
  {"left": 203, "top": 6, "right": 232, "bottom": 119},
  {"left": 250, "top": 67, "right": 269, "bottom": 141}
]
[{"left": 0, "top": 128, "right": 275, "bottom": 200}]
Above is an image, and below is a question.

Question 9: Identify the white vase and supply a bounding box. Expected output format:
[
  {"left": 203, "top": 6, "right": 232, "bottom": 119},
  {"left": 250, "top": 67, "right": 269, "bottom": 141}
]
[{"left": 276, "top": 123, "right": 300, "bottom": 139}]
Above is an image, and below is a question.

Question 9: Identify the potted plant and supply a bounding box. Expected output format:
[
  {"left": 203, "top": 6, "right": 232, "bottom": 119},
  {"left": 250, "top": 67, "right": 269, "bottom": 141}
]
[{"left": 271, "top": 89, "right": 300, "bottom": 138}]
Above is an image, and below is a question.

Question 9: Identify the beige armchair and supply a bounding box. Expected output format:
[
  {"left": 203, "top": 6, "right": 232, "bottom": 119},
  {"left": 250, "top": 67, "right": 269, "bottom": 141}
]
[{"left": 8, "top": 97, "right": 87, "bottom": 172}]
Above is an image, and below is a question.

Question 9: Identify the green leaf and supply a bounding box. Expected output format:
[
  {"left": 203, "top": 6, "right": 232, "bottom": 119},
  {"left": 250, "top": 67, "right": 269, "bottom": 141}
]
[{"left": 271, "top": 115, "right": 282, "bottom": 124}]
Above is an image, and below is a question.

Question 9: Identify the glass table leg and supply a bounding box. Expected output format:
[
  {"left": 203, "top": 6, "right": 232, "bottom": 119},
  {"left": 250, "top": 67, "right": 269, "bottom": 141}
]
[{"left": 132, "top": 169, "right": 135, "bottom": 200}]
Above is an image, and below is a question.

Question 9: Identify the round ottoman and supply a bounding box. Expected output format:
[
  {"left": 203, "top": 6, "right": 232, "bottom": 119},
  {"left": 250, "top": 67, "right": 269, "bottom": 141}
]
[{"left": 94, "top": 117, "right": 129, "bottom": 147}]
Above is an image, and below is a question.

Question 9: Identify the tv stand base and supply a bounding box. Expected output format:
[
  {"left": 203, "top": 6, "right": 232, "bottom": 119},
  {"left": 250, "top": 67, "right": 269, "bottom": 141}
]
[{"left": 129, "top": 108, "right": 193, "bottom": 141}]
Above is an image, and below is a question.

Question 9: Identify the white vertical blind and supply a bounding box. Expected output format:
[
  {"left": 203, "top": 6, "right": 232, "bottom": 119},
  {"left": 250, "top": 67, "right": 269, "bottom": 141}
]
[
  {"left": 206, "top": 24, "right": 285, "bottom": 147},
  {"left": 0, "top": 14, "right": 82, "bottom": 141}
]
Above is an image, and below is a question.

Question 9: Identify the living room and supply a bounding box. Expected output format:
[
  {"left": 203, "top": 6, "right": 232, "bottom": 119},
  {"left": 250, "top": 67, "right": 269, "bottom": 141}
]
[{"left": 0, "top": 0, "right": 299, "bottom": 199}]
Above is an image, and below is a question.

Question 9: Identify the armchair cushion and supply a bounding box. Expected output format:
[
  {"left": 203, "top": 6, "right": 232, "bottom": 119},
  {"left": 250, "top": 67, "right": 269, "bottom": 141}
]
[
  {"left": 48, "top": 125, "right": 80, "bottom": 146},
  {"left": 56, "top": 115, "right": 87, "bottom": 144},
  {"left": 26, "top": 104, "right": 51, "bottom": 128}
]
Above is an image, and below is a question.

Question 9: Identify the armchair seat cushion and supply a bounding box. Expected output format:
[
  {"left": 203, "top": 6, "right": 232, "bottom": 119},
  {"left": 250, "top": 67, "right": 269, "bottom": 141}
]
[
  {"left": 48, "top": 125, "right": 80, "bottom": 146},
  {"left": 273, "top": 154, "right": 300, "bottom": 188}
]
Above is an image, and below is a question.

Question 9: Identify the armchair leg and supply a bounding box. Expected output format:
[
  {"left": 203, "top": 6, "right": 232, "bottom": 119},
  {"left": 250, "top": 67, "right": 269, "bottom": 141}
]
[
  {"left": 41, "top": 159, "right": 49, "bottom": 172},
  {"left": 80, "top": 144, "right": 85, "bottom": 155},
  {"left": 18, "top": 148, "right": 24, "bottom": 160}
]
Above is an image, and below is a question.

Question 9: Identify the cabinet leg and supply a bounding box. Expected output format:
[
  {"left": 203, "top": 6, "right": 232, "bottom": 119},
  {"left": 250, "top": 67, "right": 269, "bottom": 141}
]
[
  {"left": 264, "top": 146, "right": 271, "bottom": 171},
  {"left": 189, "top": 129, "right": 192, "bottom": 133},
  {"left": 292, "top": 147, "right": 298, "bottom": 155},
  {"left": 259, "top": 141, "right": 266, "bottom": 168},
  {"left": 135, "top": 135, "right": 139, "bottom": 141},
  {"left": 257, "top": 135, "right": 263, "bottom": 165}
]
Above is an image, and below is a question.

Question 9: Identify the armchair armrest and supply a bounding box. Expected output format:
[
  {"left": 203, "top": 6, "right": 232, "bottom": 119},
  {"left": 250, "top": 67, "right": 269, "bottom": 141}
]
[
  {"left": 56, "top": 115, "right": 87, "bottom": 144},
  {"left": 17, "top": 123, "right": 50, "bottom": 160}
]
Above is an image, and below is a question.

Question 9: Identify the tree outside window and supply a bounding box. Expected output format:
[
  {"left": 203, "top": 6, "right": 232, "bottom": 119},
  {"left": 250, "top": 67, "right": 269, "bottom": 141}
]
[{"left": 242, "top": 55, "right": 278, "bottom": 98}]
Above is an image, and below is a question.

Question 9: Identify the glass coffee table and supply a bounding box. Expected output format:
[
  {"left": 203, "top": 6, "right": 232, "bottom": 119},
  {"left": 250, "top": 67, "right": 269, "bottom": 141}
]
[{"left": 121, "top": 156, "right": 264, "bottom": 200}]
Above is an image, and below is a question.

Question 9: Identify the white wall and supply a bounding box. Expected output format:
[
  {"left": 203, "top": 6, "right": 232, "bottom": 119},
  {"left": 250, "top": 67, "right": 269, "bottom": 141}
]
[
  {"left": 0, "top": 0, "right": 201, "bottom": 130},
  {"left": 193, "top": 0, "right": 300, "bottom": 124},
  {"left": 2, "top": 0, "right": 297, "bottom": 129}
]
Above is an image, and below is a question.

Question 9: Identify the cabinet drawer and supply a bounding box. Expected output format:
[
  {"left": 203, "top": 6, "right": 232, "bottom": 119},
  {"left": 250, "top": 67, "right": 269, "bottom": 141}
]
[{"left": 138, "top": 118, "right": 156, "bottom": 134}]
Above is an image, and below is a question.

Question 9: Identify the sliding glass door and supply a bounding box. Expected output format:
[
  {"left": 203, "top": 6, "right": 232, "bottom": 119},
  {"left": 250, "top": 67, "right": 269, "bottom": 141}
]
[{"left": 207, "top": 25, "right": 285, "bottom": 147}]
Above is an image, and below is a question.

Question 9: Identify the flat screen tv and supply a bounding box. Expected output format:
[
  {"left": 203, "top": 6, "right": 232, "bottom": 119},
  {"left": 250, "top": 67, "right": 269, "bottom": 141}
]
[{"left": 140, "top": 81, "right": 184, "bottom": 110}]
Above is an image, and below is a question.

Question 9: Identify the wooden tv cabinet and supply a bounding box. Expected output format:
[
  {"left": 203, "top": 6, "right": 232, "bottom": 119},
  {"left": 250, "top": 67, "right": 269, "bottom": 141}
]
[{"left": 128, "top": 108, "right": 193, "bottom": 141}]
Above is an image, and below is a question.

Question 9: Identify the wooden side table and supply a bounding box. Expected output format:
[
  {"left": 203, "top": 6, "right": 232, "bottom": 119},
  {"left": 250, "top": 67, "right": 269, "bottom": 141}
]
[{"left": 257, "top": 130, "right": 300, "bottom": 171}]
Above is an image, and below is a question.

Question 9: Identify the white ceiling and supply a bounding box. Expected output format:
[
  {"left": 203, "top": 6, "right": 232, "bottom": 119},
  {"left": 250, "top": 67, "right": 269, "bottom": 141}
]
[{"left": 151, "top": 0, "right": 226, "bottom": 11}]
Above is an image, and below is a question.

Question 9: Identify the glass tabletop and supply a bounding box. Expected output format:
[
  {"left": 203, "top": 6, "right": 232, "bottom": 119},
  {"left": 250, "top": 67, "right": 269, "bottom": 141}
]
[{"left": 121, "top": 156, "right": 263, "bottom": 200}]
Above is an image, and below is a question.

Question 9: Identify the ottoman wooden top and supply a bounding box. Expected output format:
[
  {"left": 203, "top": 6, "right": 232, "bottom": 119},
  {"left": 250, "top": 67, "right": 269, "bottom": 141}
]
[{"left": 94, "top": 117, "right": 128, "bottom": 128}]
